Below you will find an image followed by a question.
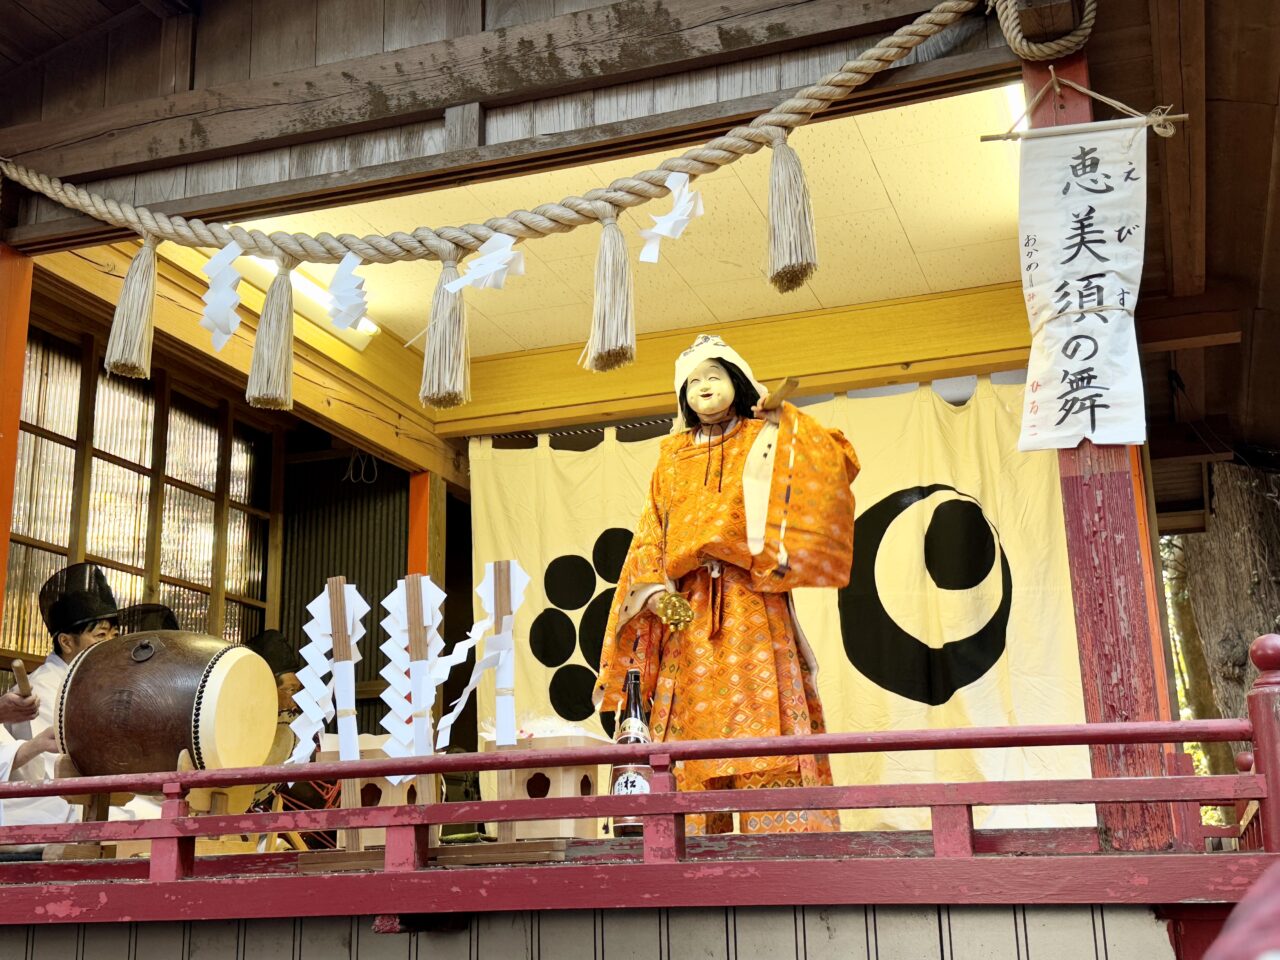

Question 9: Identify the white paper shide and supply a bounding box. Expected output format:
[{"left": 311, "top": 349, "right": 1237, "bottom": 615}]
[{"left": 1018, "top": 119, "right": 1149, "bottom": 450}]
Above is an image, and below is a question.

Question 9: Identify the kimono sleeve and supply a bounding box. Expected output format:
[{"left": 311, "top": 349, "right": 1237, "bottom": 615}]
[{"left": 592, "top": 442, "right": 673, "bottom": 713}]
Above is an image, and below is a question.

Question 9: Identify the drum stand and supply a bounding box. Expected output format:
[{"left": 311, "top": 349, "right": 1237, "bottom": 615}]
[{"left": 42, "top": 753, "right": 273, "bottom": 861}]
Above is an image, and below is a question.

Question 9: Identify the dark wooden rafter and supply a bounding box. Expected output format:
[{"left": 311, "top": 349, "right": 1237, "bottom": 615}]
[
  {"left": 1148, "top": 0, "right": 1207, "bottom": 298},
  {"left": 0, "top": 0, "right": 940, "bottom": 180},
  {"left": 1, "top": 45, "right": 1017, "bottom": 253},
  {"left": 1014, "top": 0, "right": 1082, "bottom": 41}
]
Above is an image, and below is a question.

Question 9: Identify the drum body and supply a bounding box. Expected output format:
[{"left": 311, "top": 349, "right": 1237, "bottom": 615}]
[{"left": 57, "top": 631, "right": 277, "bottom": 777}]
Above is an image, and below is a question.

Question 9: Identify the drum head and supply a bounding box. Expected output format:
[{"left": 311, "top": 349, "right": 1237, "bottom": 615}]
[{"left": 196, "top": 646, "right": 277, "bottom": 770}]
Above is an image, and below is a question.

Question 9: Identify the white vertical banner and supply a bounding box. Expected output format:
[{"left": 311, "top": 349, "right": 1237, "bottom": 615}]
[{"left": 1017, "top": 118, "right": 1149, "bottom": 450}]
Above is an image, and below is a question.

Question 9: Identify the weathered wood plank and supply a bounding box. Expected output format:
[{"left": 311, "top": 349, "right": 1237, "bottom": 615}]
[
  {"left": 192, "top": 0, "right": 252, "bottom": 87},
  {"left": 0, "top": 0, "right": 938, "bottom": 179},
  {"left": 40, "top": 36, "right": 106, "bottom": 120},
  {"left": 249, "top": 0, "right": 318, "bottom": 79},
  {"left": 316, "top": 0, "right": 385, "bottom": 65},
  {"left": 4, "top": 44, "right": 1017, "bottom": 251},
  {"left": 1148, "top": 0, "right": 1206, "bottom": 296},
  {"left": 105, "top": 14, "right": 164, "bottom": 106}
]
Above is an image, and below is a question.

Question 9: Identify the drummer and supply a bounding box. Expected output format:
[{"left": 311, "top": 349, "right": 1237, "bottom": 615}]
[
  {"left": 23, "top": 563, "right": 120, "bottom": 739},
  {"left": 0, "top": 691, "right": 67, "bottom": 828}
]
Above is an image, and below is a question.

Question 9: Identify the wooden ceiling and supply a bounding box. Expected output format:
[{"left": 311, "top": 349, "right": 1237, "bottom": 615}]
[{"left": 0, "top": 0, "right": 186, "bottom": 75}]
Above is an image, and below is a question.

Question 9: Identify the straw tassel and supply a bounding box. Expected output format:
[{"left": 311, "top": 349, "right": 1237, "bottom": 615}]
[
  {"left": 104, "top": 235, "right": 160, "bottom": 378},
  {"left": 580, "top": 208, "right": 635, "bottom": 372},
  {"left": 420, "top": 259, "right": 469, "bottom": 408},
  {"left": 246, "top": 257, "right": 297, "bottom": 410},
  {"left": 768, "top": 135, "right": 818, "bottom": 293}
]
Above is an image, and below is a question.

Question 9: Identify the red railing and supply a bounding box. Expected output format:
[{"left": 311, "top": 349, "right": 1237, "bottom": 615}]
[{"left": 0, "top": 635, "right": 1275, "bottom": 924}]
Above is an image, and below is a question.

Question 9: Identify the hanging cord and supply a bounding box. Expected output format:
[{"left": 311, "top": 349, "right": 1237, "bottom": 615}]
[
  {"left": 342, "top": 450, "right": 379, "bottom": 484},
  {"left": 0, "top": 0, "right": 1095, "bottom": 267},
  {"left": 985, "top": 66, "right": 1187, "bottom": 142}
]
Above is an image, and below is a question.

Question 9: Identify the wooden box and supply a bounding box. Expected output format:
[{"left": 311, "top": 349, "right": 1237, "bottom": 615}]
[{"left": 484, "top": 735, "right": 602, "bottom": 841}]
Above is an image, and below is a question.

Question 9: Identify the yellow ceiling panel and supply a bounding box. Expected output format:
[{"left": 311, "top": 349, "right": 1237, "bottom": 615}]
[
  {"left": 857, "top": 84, "right": 1023, "bottom": 151},
  {"left": 916, "top": 237, "right": 1020, "bottom": 294},
  {"left": 805, "top": 208, "right": 930, "bottom": 308},
  {"left": 490, "top": 302, "right": 596, "bottom": 351},
  {"left": 664, "top": 176, "right": 769, "bottom": 286},
  {"left": 691, "top": 275, "right": 822, "bottom": 324},
  {"left": 467, "top": 306, "right": 527, "bottom": 356},
  {"left": 733, "top": 120, "right": 891, "bottom": 219},
  {"left": 873, "top": 134, "right": 1019, "bottom": 253}
]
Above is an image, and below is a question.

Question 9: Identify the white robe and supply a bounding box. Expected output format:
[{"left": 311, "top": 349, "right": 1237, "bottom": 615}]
[
  {"left": 0, "top": 724, "right": 73, "bottom": 829},
  {"left": 8, "top": 651, "right": 158, "bottom": 823}
]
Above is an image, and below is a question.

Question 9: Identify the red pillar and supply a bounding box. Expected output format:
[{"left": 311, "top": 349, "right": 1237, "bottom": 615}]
[
  {"left": 1246, "top": 634, "right": 1280, "bottom": 852},
  {"left": 407, "top": 471, "right": 432, "bottom": 576},
  {"left": 1023, "top": 56, "right": 1175, "bottom": 851},
  {"left": 0, "top": 243, "right": 33, "bottom": 631}
]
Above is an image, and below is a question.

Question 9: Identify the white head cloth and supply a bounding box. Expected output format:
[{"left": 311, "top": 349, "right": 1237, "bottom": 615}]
[{"left": 672, "top": 334, "right": 768, "bottom": 431}]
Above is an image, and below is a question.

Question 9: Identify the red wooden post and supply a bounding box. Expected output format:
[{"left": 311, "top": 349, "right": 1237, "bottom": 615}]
[
  {"left": 1245, "top": 634, "right": 1280, "bottom": 852},
  {"left": 930, "top": 805, "right": 974, "bottom": 858},
  {"left": 643, "top": 754, "right": 685, "bottom": 864},
  {"left": 149, "top": 783, "right": 194, "bottom": 882},
  {"left": 0, "top": 243, "right": 33, "bottom": 629},
  {"left": 1023, "top": 54, "right": 1175, "bottom": 853},
  {"left": 407, "top": 472, "right": 432, "bottom": 575},
  {"left": 384, "top": 823, "right": 432, "bottom": 872}
]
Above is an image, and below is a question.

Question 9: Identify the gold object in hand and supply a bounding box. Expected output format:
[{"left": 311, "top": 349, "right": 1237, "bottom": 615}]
[{"left": 655, "top": 592, "right": 695, "bottom": 630}]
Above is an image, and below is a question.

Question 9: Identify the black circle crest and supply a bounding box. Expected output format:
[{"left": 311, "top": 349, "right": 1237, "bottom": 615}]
[{"left": 838, "top": 484, "right": 1012, "bottom": 705}]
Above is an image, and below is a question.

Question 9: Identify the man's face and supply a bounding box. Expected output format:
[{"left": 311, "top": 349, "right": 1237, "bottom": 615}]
[
  {"left": 61, "top": 620, "right": 117, "bottom": 659},
  {"left": 277, "top": 672, "right": 302, "bottom": 712},
  {"left": 685, "top": 359, "right": 736, "bottom": 422}
]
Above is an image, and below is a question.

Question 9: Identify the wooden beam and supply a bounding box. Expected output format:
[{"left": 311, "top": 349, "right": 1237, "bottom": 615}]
[
  {"left": 1015, "top": 0, "right": 1081, "bottom": 41},
  {"left": 1025, "top": 53, "right": 1175, "bottom": 853},
  {"left": 0, "top": 0, "right": 935, "bottom": 180},
  {"left": 0, "top": 244, "right": 33, "bottom": 631},
  {"left": 1138, "top": 309, "right": 1243, "bottom": 352},
  {"left": 1148, "top": 0, "right": 1206, "bottom": 297},
  {"left": 1147, "top": 417, "right": 1235, "bottom": 464},
  {"left": 1, "top": 46, "right": 1018, "bottom": 253},
  {"left": 438, "top": 284, "right": 1032, "bottom": 438},
  {"left": 32, "top": 245, "right": 468, "bottom": 487}
]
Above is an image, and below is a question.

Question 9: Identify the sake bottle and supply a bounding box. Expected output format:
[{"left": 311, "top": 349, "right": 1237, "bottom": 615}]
[{"left": 609, "top": 668, "right": 652, "bottom": 837}]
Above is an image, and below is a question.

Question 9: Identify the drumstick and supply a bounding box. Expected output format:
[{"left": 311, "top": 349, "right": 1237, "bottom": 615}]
[
  {"left": 12, "top": 660, "right": 31, "bottom": 696},
  {"left": 760, "top": 378, "right": 798, "bottom": 411},
  {"left": 10, "top": 659, "right": 33, "bottom": 740}
]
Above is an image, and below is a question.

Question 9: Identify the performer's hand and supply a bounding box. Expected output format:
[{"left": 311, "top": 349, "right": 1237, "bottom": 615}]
[
  {"left": 13, "top": 726, "right": 58, "bottom": 771},
  {"left": 751, "top": 398, "right": 781, "bottom": 425},
  {"left": 0, "top": 690, "right": 39, "bottom": 724},
  {"left": 650, "top": 591, "right": 695, "bottom": 630}
]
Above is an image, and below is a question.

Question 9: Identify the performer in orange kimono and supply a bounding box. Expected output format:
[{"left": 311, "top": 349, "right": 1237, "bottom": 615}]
[{"left": 594, "top": 334, "right": 859, "bottom": 834}]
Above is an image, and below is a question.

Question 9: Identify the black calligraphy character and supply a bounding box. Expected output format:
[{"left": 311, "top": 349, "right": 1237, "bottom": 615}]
[
  {"left": 1056, "top": 392, "right": 1110, "bottom": 432},
  {"left": 1054, "top": 280, "right": 1072, "bottom": 316},
  {"left": 1062, "top": 206, "right": 1109, "bottom": 264},
  {"left": 1117, "top": 288, "right": 1131, "bottom": 308},
  {"left": 1056, "top": 367, "right": 1111, "bottom": 432},
  {"left": 1117, "top": 223, "right": 1140, "bottom": 243},
  {"left": 1062, "top": 146, "right": 1115, "bottom": 196},
  {"left": 1075, "top": 273, "right": 1108, "bottom": 323},
  {"left": 1123, "top": 163, "right": 1141, "bottom": 182},
  {"left": 1062, "top": 335, "right": 1099, "bottom": 362}
]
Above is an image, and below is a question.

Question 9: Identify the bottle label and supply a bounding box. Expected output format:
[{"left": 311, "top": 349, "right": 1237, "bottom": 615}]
[
  {"left": 619, "top": 718, "right": 650, "bottom": 741},
  {"left": 612, "top": 770, "right": 651, "bottom": 796}
]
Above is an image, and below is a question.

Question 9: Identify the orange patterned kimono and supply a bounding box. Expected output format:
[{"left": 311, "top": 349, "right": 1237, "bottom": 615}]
[{"left": 594, "top": 403, "right": 859, "bottom": 834}]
